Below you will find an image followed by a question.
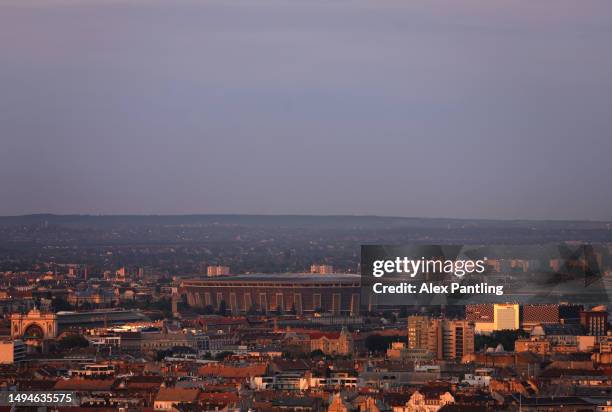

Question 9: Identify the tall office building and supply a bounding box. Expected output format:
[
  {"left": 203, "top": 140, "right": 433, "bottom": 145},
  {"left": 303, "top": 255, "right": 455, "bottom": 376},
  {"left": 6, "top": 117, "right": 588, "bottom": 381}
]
[
  {"left": 428, "top": 319, "right": 475, "bottom": 361},
  {"left": 494, "top": 304, "right": 520, "bottom": 330},
  {"left": 580, "top": 308, "right": 608, "bottom": 336},
  {"left": 407, "top": 316, "right": 430, "bottom": 350}
]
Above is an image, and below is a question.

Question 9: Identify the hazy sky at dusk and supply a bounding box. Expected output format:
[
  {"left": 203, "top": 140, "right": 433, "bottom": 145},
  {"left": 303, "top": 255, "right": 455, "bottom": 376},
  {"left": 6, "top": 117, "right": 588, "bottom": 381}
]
[{"left": 1, "top": 0, "right": 611, "bottom": 220}]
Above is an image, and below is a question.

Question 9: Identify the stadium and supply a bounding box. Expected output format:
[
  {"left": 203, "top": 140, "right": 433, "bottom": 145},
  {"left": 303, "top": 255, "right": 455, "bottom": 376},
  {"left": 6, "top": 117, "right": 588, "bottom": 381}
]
[{"left": 181, "top": 274, "right": 361, "bottom": 316}]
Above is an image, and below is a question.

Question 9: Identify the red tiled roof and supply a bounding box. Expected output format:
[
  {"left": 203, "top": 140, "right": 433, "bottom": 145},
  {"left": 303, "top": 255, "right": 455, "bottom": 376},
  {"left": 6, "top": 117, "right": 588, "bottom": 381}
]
[
  {"left": 155, "top": 387, "right": 200, "bottom": 402},
  {"left": 271, "top": 359, "right": 311, "bottom": 371},
  {"left": 127, "top": 375, "right": 163, "bottom": 389},
  {"left": 54, "top": 379, "right": 116, "bottom": 391},
  {"left": 200, "top": 392, "right": 239, "bottom": 403},
  {"left": 198, "top": 363, "right": 267, "bottom": 378},
  {"left": 17, "top": 379, "right": 58, "bottom": 391}
]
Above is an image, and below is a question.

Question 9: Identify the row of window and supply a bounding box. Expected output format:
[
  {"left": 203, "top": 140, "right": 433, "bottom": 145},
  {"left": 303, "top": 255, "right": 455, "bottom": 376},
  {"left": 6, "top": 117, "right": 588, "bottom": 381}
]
[{"left": 189, "top": 291, "right": 361, "bottom": 314}]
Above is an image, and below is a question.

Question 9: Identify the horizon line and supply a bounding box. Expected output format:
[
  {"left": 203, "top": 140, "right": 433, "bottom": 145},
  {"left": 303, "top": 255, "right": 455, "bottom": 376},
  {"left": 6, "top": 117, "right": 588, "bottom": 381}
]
[{"left": 0, "top": 212, "right": 610, "bottom": 224}]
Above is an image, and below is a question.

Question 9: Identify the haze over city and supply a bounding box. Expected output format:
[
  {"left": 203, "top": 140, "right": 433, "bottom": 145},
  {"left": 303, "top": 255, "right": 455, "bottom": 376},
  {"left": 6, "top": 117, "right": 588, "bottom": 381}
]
[
  {"left": 1, "top": 2, "right": 612, "bottom": 409},
  {"left": 1, "top": 0, "right": 611, "bottom": 220}
]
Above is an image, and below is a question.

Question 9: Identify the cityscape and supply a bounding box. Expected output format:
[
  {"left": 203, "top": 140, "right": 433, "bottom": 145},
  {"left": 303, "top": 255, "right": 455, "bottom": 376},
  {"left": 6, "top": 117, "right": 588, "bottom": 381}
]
[
  {"left": 0, "top": 215, "right": 610, "bottom": 411},
  {"left": 2, "top": 0, "right": 612, "bottom": 410}
]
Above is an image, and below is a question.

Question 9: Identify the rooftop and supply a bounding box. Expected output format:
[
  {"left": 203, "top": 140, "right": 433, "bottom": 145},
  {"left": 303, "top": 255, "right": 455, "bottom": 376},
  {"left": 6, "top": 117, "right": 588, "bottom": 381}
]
[
  {"left": 155, "top": 387, "right": 200, "bottom": 402},
  {"left": 182, "top": 273, "right": 360, "bottom": 284}
]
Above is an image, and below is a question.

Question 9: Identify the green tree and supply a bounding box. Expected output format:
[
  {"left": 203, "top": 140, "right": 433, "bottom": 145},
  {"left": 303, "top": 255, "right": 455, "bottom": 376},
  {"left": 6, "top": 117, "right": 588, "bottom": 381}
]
[
  {"left": 58, "top": 334, "right": 89, "bottom": 351},
  {"left": 156, "top": 349, "right": 173, "bottom": 361},
  {"left": 51, "top": 297, "right": 73, "bottom": 312},
  {"left": 474, "top": 329, "right": 529, "bottom": 351},
  {"left": 310, "top": 349, "right": 325, "bottom": 358},
  {"left": 365, "top": 334, "right": 406, "bottom": 353}
]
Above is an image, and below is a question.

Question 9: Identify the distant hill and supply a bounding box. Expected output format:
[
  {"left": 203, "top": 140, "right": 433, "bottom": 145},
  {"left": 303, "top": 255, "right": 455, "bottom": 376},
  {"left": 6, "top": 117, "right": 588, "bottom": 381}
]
[{"left": 0, "top": 213, "right": 609, "bottom": 230}]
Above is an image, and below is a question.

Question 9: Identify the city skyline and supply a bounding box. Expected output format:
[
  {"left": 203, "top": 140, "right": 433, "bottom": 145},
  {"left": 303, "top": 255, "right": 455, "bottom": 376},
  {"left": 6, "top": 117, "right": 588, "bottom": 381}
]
[
  {"left": 0, "top": 1, "right": 610, "bottom": 410},
  {"left": 2, "top": 212, "right": 612, "bottom": 223}
]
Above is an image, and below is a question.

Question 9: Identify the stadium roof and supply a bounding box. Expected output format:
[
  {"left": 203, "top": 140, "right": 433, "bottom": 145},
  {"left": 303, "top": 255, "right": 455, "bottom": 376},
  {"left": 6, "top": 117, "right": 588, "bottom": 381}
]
[{"left": 182, "top": 273, "right": 360, "bottom": 283}]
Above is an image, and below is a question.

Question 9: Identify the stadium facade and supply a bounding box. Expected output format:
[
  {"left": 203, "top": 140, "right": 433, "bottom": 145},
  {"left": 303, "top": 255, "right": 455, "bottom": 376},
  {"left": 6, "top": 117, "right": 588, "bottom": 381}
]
[{"left": 181, "top": 274, "right": 361, "bottom": 316}]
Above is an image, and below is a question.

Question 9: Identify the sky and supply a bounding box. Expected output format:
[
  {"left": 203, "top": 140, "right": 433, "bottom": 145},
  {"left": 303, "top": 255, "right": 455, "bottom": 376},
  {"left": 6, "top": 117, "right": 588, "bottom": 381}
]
[{"left": 1, "top": 0, "right": 611, "bottom": 220}]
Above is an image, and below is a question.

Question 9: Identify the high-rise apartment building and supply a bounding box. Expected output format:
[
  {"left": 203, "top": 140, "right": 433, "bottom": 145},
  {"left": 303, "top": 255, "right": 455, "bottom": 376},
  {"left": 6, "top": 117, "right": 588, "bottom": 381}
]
[
  {"left": 428, "top": 319, "right": 475, "bottom": 361},
  {"left": 406, "top": 316, "right": 475, "bottom": 361},
  {"left": 494, "top": 304, "right": 520, "bottom": 330},
  {"left": 407, "top": 316, "right": 430, "bottom": 350},
  {"left": 580, "top": 308, "right": 608, "bottom": 336}
]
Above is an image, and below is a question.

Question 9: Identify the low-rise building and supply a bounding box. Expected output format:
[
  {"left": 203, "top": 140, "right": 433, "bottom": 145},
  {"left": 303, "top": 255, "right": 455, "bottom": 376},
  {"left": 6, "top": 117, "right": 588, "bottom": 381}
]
[
  {"left": 462, "top": 368, "right": 494, "bottom": 387},
  {"left": 0, "top": 339, "right": 25, "bottom": 364},
  {"left": 309, "top": 328, "right": 353, "bottom": 356},
  {"left": 154, "top": 387, "right": 200, "bottom": 411},
  {"left": 69, "top": 363, "right": 115, "bottom": 378},
  {"left": 515, "top": 336, "right": 551, "bottom": 355},
  {"left": 393, "top": 386, "right": 455, "bottom": 412}
]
